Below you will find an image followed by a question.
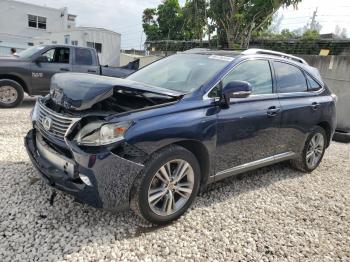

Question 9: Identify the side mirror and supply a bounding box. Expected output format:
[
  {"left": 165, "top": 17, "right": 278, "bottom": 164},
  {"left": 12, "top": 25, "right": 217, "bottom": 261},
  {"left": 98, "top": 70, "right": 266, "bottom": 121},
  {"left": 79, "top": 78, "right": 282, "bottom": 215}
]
[
  {"left": 35, "top": 55, "right": 48, "bottom": 64},
  {"left": 220, "top": 80, "right": 252, "bottom": 108}
]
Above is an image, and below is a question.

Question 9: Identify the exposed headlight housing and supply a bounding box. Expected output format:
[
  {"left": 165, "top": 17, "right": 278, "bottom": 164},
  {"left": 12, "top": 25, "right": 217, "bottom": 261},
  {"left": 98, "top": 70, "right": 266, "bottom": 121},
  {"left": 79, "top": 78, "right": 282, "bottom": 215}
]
[{"left": 75, "top": 121, "right": 132, "bottom": 146}]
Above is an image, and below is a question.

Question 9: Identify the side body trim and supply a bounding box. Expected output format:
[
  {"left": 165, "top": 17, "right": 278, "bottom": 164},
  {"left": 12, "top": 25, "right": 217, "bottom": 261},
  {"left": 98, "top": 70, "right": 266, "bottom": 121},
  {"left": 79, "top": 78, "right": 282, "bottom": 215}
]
[{"left": 208, "top": 152, "right": 297, "bottom": 183}]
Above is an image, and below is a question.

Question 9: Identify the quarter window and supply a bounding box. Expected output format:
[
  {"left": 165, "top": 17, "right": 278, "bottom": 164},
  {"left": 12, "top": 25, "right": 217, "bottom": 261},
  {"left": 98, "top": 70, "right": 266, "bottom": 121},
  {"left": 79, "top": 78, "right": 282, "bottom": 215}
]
[
  {"left": 222, "top": 60, "right": 273, "bottom": 95},
  {"left": 306, "top": 74, "right": 322, "bottom": 91},
  {"left": 274, "top": 62, "right": 307, "bottom": 93}
]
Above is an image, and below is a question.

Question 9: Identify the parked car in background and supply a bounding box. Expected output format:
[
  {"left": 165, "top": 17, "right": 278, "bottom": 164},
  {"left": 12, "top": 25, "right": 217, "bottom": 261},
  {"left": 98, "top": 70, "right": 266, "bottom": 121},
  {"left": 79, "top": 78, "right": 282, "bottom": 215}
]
[
  {"left": 0, "top": 45, "right": 138, "bottom": 108},
  {"left": 25, "top": 49, "right": 336, "bottom": 224}
]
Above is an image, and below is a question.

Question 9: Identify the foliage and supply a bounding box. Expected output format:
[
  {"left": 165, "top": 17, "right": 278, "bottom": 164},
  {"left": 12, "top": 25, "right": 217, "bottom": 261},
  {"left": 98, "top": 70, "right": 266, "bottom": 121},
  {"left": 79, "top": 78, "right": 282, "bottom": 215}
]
[
  {"left": 142, "top": 8, "right": 159, "bottom": 41},
  {"left": 182, "top": 0, "right": 208, "bottom": 42},
  {"left": 143, "top": 0, "right": 304, "bottom": 49},
  {"left": 142, "top": 0, "right": 187, "bottom": 41},
  {"left": 334, "top": 25, "right": 347, "bottom": 39},
  {"left": 300, "top": 29, "right": 320, "bottom": 41},
  {"left": 254, "top": 29, "right": 297, "bottom": 40},
  {"left": 209, "top": 0, "right": 302, "bottom": 49}
]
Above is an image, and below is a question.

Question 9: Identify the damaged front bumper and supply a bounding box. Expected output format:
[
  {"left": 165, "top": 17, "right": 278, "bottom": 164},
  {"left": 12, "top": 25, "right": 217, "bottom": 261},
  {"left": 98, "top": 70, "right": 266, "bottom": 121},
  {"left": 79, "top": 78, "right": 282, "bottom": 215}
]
[{"left": 24, "top": 129, "right": 144, "bottom": 210}]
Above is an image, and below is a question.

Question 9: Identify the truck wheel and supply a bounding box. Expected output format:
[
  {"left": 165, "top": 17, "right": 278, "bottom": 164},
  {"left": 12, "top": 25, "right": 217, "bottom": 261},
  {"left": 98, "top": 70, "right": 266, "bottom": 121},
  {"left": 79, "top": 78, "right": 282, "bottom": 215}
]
[
  {"left": 0, "top": 80, "right": 24, "bottom": 108},
  {"left": 130, "top": 145, "right": 201, "bottom": 225},
  {"left": 290, "top": 126, "right": 327, "bottom": 172}
]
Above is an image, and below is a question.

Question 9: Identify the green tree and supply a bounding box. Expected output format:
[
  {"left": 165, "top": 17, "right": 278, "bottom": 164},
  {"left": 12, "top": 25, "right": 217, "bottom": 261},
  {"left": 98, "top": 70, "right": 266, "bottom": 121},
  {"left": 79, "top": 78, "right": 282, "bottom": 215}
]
[
  {"left": 142, "top": 0, "right": 186, "bottom": 41},
  {"left": 209, "top": 0, "right": 302, "bottom": 49},
  {"left": 183, "top": 0, "right": 208, "bottom": 42},
  {"left": 300, "top": 29, "right": 320, "bottom": 41},
  {"left": 157, "top": 0, "right": 185, "bottom": 40},
  {"left": 142, "top": 8, "right": 159, "bottom": 41}
]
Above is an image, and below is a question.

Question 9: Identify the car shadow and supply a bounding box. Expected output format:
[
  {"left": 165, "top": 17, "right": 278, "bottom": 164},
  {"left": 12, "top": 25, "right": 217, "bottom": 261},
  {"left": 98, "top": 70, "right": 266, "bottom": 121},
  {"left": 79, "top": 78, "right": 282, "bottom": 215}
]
[
  {"left": 0, "top": 159, "right": 306, "bottom": 260},
  {"left": 20, "top": 97, "right": 37, "bottom": 108}
]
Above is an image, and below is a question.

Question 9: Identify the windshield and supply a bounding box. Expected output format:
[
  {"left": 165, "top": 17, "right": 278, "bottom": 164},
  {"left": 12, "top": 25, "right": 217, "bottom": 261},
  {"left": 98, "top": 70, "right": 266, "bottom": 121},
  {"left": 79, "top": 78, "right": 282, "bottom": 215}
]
[
  {"left": 17, "top": 45, "right": 46, "bottom": 59},
  {"left": 127, "top": 54, "right": 233, "bottom": 93}
]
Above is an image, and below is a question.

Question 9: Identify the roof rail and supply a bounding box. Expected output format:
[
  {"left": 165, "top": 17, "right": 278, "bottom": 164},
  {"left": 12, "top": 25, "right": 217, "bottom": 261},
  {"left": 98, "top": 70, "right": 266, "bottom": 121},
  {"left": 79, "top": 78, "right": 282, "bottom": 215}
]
[{"left": 242, "top": 48, "right": 308, "bottom": 65}]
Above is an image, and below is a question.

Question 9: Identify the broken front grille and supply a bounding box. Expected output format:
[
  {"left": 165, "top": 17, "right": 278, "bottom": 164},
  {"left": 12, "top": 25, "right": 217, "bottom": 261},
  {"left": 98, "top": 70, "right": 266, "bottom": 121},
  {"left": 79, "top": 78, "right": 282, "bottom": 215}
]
[{"left": 36, "top": 99, "right": 79, "bottom": 142}]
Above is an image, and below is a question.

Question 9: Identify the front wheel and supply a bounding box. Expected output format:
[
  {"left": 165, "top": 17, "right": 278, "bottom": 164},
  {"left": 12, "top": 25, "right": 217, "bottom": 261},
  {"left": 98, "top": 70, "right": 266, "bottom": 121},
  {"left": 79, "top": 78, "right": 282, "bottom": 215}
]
[
  {"left": 291, "top": 126, "right": 327, "bottom": 172},
  {"left": 0, "top": 80, "right": 24, "bottom": 108},
  {"left": 130, "top": 145, "right": 201, "bottom": 225}
]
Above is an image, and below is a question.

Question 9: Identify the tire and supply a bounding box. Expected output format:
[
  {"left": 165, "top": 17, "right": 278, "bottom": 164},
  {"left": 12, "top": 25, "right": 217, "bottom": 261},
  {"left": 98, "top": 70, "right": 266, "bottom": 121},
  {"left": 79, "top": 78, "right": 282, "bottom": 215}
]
[
  {"left": 290, "top": 126, "right": 327, "bottom": 172},
  {"left": 0, "top": 80, "right": 24, "bottom": 108},
  {"left": 130, "top": 145, "right": 201, "bottom": 225},
  {"left": 333, "top": 131, "right": 350, "bottom": 143}
]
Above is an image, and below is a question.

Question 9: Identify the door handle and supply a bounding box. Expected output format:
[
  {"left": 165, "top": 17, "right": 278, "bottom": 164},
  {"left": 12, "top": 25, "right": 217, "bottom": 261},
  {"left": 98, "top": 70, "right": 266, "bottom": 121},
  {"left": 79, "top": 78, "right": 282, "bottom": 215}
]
[
  {"left": 60, "top": 68, "right": 70, "bottom": 72},
  {"left": 88, "top": 69, "right": 97, "bottom": 73},
  {"left": 311, "top": 102, "right": 320, "bottom": 110},
  {"left": 267, "top": 106, "right": 280, "bottom": 117}
]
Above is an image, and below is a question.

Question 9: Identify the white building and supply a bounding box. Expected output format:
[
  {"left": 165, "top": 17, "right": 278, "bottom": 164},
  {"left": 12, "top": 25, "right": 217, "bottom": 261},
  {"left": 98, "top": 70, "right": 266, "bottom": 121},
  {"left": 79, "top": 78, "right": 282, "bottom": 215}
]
[
  {"left": 0, "top": 0, "right": 121, "bottom": 66},
  {"left": 34, "top": 27, "right": 121, "bottom": 66}
]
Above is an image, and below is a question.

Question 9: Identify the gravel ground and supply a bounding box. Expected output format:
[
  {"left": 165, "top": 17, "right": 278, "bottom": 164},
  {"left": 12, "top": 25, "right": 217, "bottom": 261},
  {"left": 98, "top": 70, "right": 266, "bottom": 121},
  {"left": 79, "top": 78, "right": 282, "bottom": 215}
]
[{"left": 0, "top": 98, "right": 349, "bottom": 261}]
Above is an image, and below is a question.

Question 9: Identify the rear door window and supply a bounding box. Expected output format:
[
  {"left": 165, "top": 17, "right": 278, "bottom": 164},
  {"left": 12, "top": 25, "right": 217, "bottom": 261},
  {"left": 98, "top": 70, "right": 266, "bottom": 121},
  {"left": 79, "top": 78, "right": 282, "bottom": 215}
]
[
  {"left": 75, "top": 48, "right": 93, "bottom": 66},
  {"left": 274, "top": 62, "right": 307, "bottom": 93}
]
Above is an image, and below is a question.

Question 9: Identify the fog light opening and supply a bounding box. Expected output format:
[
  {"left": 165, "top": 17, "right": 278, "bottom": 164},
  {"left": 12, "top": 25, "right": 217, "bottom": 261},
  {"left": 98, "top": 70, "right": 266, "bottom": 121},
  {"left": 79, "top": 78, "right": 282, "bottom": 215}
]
[{"left": 79, "top": 173, "right": 92, "bottom": 186}]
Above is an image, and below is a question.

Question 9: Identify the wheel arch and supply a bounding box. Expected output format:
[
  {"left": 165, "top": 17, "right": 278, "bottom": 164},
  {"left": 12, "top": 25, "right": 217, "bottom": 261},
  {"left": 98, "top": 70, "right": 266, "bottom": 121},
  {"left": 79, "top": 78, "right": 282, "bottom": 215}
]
[
  {"left": 317, "top": 121, "right": 332, "bottom": 147},
  {"left": 0, "top": 74, "right": 29, "bottom": 94},
  {"left": 173, "top": 140, "right": 211, "bottom": 187}
]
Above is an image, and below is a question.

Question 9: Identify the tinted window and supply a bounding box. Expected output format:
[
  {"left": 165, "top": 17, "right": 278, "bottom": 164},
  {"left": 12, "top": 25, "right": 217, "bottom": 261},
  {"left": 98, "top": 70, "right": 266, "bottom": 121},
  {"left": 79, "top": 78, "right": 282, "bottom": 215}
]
[
  {"left": 306, "top": 74, "right": 322, "bottom": 91},
  {"left": 222, "top": 60, "right": 273, "bottom": 95},
  {"left": 275, "top": 62, "right": 307, "bottom": 93},
  {"left": 75, "top": 48, "right": 93, "bottom": 66},
  {"left": 41, "top": 48, "right": 70, "bottom": 63}
]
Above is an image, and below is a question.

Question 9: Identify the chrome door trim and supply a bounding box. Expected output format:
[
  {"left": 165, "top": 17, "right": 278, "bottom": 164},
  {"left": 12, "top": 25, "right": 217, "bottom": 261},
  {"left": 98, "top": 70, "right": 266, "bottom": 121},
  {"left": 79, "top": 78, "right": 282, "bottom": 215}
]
[{"left": 207, "top": 152, "right": 297, "bottom": 183}]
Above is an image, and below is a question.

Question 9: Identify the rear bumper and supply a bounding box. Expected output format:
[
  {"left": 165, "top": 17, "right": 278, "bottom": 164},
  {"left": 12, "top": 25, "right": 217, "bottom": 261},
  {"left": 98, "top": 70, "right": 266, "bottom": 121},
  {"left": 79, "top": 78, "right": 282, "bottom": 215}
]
[{"left": 24, "top": 129, "right": 144, "bottom": 210}]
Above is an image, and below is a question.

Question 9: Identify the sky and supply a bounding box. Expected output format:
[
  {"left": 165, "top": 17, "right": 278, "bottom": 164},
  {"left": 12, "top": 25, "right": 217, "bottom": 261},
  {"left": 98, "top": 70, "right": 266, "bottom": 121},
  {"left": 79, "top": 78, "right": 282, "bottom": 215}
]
[{"left": 18, "top": 0, "right": 350, "bottom": 49}]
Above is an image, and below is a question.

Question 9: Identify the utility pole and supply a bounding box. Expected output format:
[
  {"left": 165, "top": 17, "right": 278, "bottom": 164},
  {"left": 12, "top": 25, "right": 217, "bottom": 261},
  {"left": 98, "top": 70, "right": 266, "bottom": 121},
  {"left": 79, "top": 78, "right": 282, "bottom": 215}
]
[{"left": 310, "top": 7, "right": 318, "bottom": 31}]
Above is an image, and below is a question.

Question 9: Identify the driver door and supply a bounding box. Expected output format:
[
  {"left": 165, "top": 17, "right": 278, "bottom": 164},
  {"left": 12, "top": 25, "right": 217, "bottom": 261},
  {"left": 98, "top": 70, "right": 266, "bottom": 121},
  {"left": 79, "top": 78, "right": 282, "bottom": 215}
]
[
  {"left": 213, "top": 59, "right": 282, "bottom": 176},
  {"left": 31, "top": 47, "right": 72, "bottom": 95}
]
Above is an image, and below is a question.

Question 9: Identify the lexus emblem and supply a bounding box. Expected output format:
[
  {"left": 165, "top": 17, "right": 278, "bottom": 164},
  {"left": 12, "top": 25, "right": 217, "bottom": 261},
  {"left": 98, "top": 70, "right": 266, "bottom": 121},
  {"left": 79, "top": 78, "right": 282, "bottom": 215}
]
[{"left": 42, "top": 117, "right": 53, "bottom": 131}]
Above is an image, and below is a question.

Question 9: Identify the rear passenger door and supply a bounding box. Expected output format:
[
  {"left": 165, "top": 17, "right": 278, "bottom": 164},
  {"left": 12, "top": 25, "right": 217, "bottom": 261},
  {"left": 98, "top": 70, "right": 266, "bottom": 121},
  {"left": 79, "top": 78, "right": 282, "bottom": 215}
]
[
  {"left": 273, "top": 61, "right": 324, "bottom": 154},
  {"left": 72, "top": 48, "right": 100, "bottom": 74}
]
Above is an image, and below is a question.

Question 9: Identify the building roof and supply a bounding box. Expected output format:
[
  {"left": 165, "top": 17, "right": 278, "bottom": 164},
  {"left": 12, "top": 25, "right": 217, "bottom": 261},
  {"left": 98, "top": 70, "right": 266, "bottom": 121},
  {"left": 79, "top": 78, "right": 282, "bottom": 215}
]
[{"left": 4, "top": 0, "right": 72, "bottom": 13}]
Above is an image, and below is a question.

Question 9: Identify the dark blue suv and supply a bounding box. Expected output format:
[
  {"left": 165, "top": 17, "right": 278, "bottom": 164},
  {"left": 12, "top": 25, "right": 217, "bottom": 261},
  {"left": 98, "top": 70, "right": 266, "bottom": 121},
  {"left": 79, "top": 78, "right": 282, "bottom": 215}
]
[{"left": 25, "top": 49, "right": 337, "bottom": 224}]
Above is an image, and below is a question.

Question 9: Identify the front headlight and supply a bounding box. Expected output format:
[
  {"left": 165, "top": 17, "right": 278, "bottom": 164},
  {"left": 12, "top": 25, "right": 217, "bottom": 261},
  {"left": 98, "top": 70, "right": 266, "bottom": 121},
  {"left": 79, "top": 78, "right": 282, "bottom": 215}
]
[{"left": 75, "top": 121, "right": 132, "bottom": 146}]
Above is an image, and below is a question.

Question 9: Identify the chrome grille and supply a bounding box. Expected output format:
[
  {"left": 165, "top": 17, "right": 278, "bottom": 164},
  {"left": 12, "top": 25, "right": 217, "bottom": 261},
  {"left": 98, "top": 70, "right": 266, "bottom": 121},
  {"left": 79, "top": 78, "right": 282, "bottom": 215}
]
[{"left": 36, "top": 100, "right": 78, "bottom": 141}]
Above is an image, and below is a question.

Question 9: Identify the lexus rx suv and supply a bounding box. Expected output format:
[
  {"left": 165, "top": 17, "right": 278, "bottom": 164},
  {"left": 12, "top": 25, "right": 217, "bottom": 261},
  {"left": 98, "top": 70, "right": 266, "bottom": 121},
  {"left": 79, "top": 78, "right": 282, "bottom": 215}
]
[{"left": 25, "top": 49, "right": 337, "bottom": 224}]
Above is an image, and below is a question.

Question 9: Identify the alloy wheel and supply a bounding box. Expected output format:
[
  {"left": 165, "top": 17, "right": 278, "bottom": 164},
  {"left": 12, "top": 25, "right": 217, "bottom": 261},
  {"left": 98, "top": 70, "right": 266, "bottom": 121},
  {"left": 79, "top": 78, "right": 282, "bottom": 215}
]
[
  {"left": 306, "top": 133, "right": 325, "bottom": 169},
  {"left": 148, "top": 159, "right": 195, "bottom": 216},
  {"left": 0, "top": 86, "right": 18, "bottom": 104}
]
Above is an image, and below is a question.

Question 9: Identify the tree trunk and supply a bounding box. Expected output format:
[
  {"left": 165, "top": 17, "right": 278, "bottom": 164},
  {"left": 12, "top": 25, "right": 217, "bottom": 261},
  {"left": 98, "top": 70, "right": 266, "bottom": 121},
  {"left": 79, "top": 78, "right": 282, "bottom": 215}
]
[{"left": 226, "top": 27, "right": 236, "bottom": 49}]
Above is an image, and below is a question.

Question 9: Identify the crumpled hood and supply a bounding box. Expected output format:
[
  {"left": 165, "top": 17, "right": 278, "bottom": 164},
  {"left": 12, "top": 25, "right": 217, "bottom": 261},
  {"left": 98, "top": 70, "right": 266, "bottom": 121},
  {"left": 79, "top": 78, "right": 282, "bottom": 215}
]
[{"left": 50, "top": 73, "right": 183, "bottom": 111}]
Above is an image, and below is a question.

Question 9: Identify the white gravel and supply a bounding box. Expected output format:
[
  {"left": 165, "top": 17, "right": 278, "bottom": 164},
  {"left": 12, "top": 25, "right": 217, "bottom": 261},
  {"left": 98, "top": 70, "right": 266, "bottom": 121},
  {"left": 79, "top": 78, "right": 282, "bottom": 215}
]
[{"left": 0, "top": 97, "right": 349, "bottom": 261}]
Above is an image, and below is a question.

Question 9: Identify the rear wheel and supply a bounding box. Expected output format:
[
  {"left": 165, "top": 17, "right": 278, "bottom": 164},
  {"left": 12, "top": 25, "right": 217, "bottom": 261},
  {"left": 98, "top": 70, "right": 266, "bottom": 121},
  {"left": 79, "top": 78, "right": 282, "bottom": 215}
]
[
  {"left": 291, "top": 126, "right": 327, "bottom": 172},
  {"left": 0, "top": 80, "right": 24, "bottom": 108},
  {"left": 130, "top": 145, "right": 200, "bottom": 225}
]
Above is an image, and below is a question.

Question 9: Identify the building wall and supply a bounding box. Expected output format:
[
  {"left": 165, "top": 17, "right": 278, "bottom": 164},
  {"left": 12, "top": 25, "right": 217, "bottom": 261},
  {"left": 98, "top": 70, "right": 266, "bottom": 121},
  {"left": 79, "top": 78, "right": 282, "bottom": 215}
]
[
  {"left": 34, "top": 28, "right": 121, "bottom": 66},
  {"left": 0, "top": 0, "right": 73, "bottom": 48},
  {"left": 120, "top": 53, "right": 163, "bottom": 68},
  {"left": 301, "top": 55, "right": 350, "bottom": 131}
]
